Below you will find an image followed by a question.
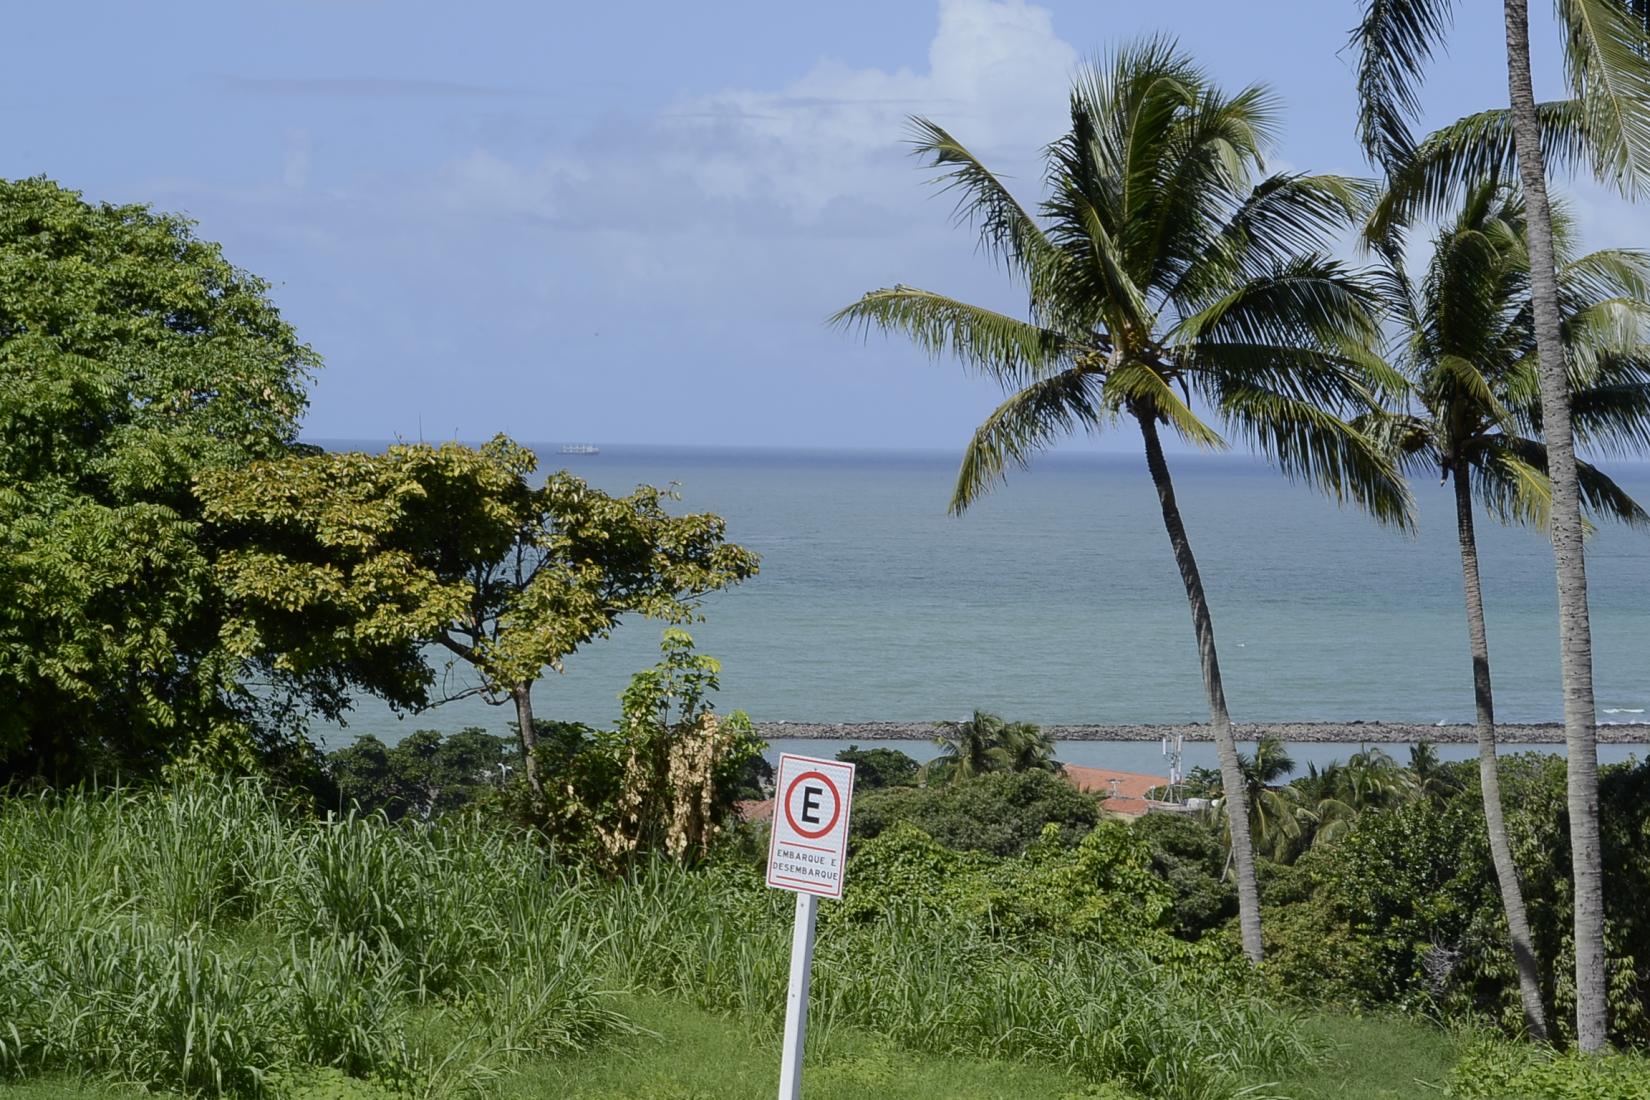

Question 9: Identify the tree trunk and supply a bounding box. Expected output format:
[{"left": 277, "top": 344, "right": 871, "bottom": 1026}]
[
  {"left": 511, "top": 682, "right": 546, "bottom": 806},
  {"left": 1136, "top": 407, "right": 1263, "bottom": 963},
  {"left": 1453, "top": 465, "right": 1549, "bottom": 1040},
  {"left": 1503, "top": 0, "right": 1608, "bottom": 1050}
]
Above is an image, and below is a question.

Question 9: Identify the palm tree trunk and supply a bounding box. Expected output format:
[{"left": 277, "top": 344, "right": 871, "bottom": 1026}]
[
  {"left": 511, "top": 682, "right": 546, "bottom": 807},
  {"left": 1503, "top": 0, "right": 1608, "bottom": 1050},
  {"left": 1453, "top": 465, "right": 1549, "bottom": 1040},
  {"left": 1136, "top": 407, "right": 1263, "bottom": 963}
]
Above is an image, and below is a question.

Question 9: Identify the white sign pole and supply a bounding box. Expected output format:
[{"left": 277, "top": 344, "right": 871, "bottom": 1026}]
[
  {"left": 776, "top": 890, "right": 819, "bottom": 1100},
  {"left": 765, "top": 753, "right": 854, "bottom": 1100}
]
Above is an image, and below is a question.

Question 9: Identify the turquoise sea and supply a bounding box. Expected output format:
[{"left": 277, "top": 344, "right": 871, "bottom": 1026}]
[{"left": 309, "top": 443, "right": 1650, "bottom": 767}]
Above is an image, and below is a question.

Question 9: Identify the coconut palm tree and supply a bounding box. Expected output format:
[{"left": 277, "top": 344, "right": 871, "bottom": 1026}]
[
  {"left": 834, "top": 40, "right": 1412, "bottom": 962},
  {"left": 1409, "top": 741, "right": 1465, "bottom": 804},
  {"left": 1239, "top": 738, "right": 1305, "bottom": 862},
  {"left": 1001, "top": 720, "right": 1062, "bottom": 775},
  {"left": 1351, "top": 0, "right": 1650, "bottom": 1049},
  {"left": 1343, "top": 745, "right": 1417, "bottom": 810},
  {"left": 1366, "top": 177, "right": 1650, "bottom": 1039},
  {"left": 1292, "top": 762, "right": 1361, "bottom": 852},
  {"left": 928, "top": 710, "right": 1014, "bottom": 784}
]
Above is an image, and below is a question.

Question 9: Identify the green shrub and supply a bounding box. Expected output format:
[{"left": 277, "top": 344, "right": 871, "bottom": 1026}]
[
  {"left": 1132, "top": 812, "right": 1235, "bottom": 939},
  {"left": 834, "top": 745, "right": 920, "bottom": 790},
  {"left": 850, "top": 769, "right": 1100, "bottom": 856},
  {"left": 1447, "top": 1039, "right": 1650, "bottom": 1099},
  {"left": 528, "top": 632, "right": 767, "bottom": 871}
]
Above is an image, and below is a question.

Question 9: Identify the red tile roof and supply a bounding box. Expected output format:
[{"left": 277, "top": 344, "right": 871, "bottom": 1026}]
[
  {"left": 736, "top": 798, "right": 774, "bottom": 823},
  {"left": 1060, "top": 765, "right": 1167, "bottom": 801}
]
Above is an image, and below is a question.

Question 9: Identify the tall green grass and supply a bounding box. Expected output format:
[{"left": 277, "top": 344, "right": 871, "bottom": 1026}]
[{"left": 0, "top": 782, "right": 1321, "bottom": 1098}]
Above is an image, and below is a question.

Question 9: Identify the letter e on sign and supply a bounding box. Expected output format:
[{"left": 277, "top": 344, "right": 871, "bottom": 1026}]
[{"left": 766, "top": 753, "right": 856, "bottom": 899}]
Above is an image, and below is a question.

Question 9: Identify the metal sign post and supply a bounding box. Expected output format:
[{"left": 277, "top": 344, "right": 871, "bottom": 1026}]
[
  {"left": 777, "top": 891, "right": 818, "bottom": 1099},
  {"left": 765, "top": 753, "right": 855, "bottom": 1100}
]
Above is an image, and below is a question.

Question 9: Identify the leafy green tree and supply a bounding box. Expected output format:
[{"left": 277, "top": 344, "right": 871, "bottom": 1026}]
[
  {"left": 835, "top": 745, "right": 920, "bottom": 790},
  {"left": 850, "top": 769, "right": 1101, "bottom": 857},
  {"left": 1351, "top": 0, "right": 1650, "bottom": 1049},
  {"left": 1365, "top": 178, "right": 1650, "bottom": 1038},
  {"left": 196, "top": 438, "right": 759, "bottom": 805},
  {"left": 1501, "top": 753, "right": 1650, "bottom": 1047},
  {"left": 840, "top": 819, "right": 1181, "bottom": 952},
  {"left": 0, "top": 178, "right": 318, "bottom": 783},
  {"left": 325, "top": 727, "right": 513, "bottom": 821},
  {"left": 834, "top": 41, "right": 1411, "bottom": 962}
]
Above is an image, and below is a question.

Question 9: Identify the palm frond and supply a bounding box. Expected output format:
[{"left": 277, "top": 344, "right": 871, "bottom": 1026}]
[
  {"left": 1433, "top": 353, "right": 1515, "bottom": 431},
  {"left": 1170, "top": 256, "right": 1381, "bottom": 357},
  {"left": 1353, "top": 409, "right": 1440, "bottom": 479},
  {"left": 1561, "top": 297, "right": 1650, "bottom": 376},
  {"left": 1368, "top": 102, "right": 1591, "bottom": 237},
  {"left": 1561, "top": 248, "right": 1650, "bottom": 305},
  {"left": 1490, "top": 436, "right": 1650, "bottom": 528},
  {"left": 1215, "top": 381, "right": 1414, "bottom": 528},
  {"left": 952, "top": 368, "right": 1106, "bottom": 513},
  {"left": 1570, "top": 380, "right": 1650, "bottom": 455},
  {"left": 1558, "top": 0, "right": 1650, "bottom": 195},
  {"left": 1350, "top": 0, "right": 1458, "bottom": 170},
  {"left": 908, "top": 117, "right": 1067, "bottom": 304},
  {"left": 1172, "top": 173, "right": 1376, "bottom": 308},
  {"left": 1575, "top": 455, "right": 1650, "bottom": 527},
  {"left": 1470, "top": 440, "right": 1553, "bottom": 529},
  {"left": 1105, "top": 361, "right": 1227, "bottom": 451},
  {"left": 1127, "top": 79, "right": 1284, "bottom": 297},
  {"left": 829, "top": 287, "right": 1070, "bottom": 389},
  {"left": 1069, "top": 190, "right": 1153, "bottom": 336}
]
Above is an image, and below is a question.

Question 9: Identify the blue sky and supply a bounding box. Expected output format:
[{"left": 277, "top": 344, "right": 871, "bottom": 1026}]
[{"left": 4, "top": 1, "right": 1624, "bottom": 450}]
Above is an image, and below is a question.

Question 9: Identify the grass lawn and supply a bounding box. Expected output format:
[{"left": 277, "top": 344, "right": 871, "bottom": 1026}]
[
  {"left": 0, "top": 1000, "right": 1462, "bottom": 1100},
  {"left": 515, "top": 997, "right": 1462, "bottom": 1100},
  {"left": 1277, "top": 1013, "right": 1459, "bottom": 1099},
  {"left": 506, "top": 995, "right": 1087, "bottom": 1099}
]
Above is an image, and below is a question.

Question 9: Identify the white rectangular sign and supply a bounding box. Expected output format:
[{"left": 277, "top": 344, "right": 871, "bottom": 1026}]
[{"left": 765, "top": 753, "right": 855, "bottom": 899}]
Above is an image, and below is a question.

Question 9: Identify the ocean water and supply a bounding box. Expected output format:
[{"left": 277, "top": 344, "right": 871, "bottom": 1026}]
[{"left": 308, "top": 444, "right": 1650, "bottom": 752}]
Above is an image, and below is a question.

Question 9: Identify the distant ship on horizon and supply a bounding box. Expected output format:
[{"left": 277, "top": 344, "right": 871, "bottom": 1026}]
[{"left": 558, "top": 443, "right": 600, "bottom": 456}]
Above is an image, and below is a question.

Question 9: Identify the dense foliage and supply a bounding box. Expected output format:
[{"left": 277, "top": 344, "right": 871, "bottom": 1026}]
[
  {"left": 834, "top": 745, "right": 919, "bottom": 790},
  {"left": 1447, "top": 1038, "right": 1650, "bottom": 1100},
  {"left": 851, "top": 768, "right": 1100, "bottom": 856},
  {"left": 1257, "top": 754, "right": 1650, "bottom": 1048},
  {"left": 323, "top": 728, "right": 513, "bottom": 822},
  {"left": 0, "top": 179, "right": 318, "bottom": 782},
  {"left": 1133, "top": 811, "right": 1236, "bottom": 940}
]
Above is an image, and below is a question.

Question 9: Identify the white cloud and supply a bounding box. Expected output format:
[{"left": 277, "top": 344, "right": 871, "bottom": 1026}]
[{"left": 434, "top": 0, "right": 1078, "bottom": 232}]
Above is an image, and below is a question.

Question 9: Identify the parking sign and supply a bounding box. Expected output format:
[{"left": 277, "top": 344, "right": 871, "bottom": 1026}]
[{"left": 765, "top": 753, "right": 855, "bottom": 899}]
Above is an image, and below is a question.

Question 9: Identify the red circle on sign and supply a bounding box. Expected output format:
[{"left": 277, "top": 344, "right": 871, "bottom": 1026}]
[{"left": 783, "top": 771, "right": 842, "bottom": 840}]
